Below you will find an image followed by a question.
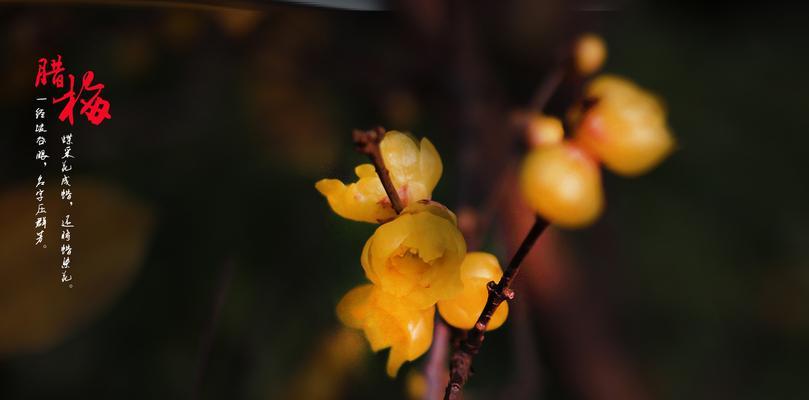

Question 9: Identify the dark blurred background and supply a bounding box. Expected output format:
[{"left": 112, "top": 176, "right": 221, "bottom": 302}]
[{"left": 1, "top": 1, "right": 808, "bottom": 399}]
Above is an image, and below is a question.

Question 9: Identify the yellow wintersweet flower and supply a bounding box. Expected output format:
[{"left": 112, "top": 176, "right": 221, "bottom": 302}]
[
  {"left": 315, "top": 131, "right": 443, "bottom": 223},
  {"left": 361, "top": 201, "right": 466, "bottom": 309},
  {"left": 438, "top": 252, "right": 509, "bottom": 330},
  {"left": 336, "top": 284, "right": 434, "bottom": 377},
  {"left": 520, "top": 141, "right": 604, "bottom": 228},
  {"left": 574, "top": 75, "right": 675, "bottom": 176}
]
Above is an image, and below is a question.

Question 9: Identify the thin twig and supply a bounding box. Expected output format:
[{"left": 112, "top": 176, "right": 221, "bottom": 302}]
[
  {"left": 441, "top": 42, "right": 576, "bottom": 398},
  {"left": 529, "top": 65, "right": 566, "bottom": 113},
  {"left": 444, "top": 216, "right": 548, "bottom": 400},
  {"left": 423, "top": 319, "right": 451, "bottom": 400},
  {"left": 353, "top": 126, "right": 404, "bottom": 214},
  {"left": 441, "top": 51, "right": 567, "bottom": 399},
  {"left": 464, "top": 160, "right": 516, "bottom": 251},
  {"left": 466, "top": 46, "right": 573, "bottom": 251},
  {"left": 192, "top": 257, "right": 236, "bottom": 400},
  {"left": 499, "top": 281, "right": 543, "bottom": 400}
]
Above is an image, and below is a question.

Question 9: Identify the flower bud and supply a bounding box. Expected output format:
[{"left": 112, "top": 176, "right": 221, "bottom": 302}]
[
  {"left": 519, "top": 142, "right": 603, "bottom": 228},
  {"left": 526, "top": 114, "right": 564, "bottom": 148},
  {"left": 574, "top": 33, "right": 607, "bottom": 75}
]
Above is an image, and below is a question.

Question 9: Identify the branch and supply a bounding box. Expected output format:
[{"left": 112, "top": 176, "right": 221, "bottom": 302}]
[
  {"left": 441, "top": 46, "right": 570, "bottom": 399},
  {"left": 353, "top": 127, "right": 405, "bottom": 214},
  {"left": 466, "top": 43, "right": 576, "bottom": 251},
  {"left": 192, "top": 257, "right": 236, "bottom": 400},
  {"left": 528, "top": 65, "right": 566, "bottom": 113},
  {"left": 444, "top": 216, "right": 549, "bottom": 399},
  {"left": 424, "top": 319, "right": 451, "bottom": 400}
]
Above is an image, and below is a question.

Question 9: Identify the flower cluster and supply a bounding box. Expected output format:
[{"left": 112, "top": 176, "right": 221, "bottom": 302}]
[
  {"left": 317, "top": 131, "right": 509, "bottom": 377},
  {"left": 520, "top": 35, "right": 675, "bottom": 228}
]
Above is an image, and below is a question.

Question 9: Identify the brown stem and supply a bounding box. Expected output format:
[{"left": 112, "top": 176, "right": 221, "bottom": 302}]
[
  {"left": 502, "top": 190, "right": 652, "bottom": 400},
  {"left": 463, "top": 160, "right": 515, "bottom": 251},
  {"left": 440, "top": 37, "right": 584, "bottom": 398},
  {"left": 498, "top": 280, "right": 542, "bottom": 400},
  {"left": 424, "top": 319, "right": 451, "bottom": 400},
  {"left": 466, "top": 44, "right": 575, "bottom": 251},
  {"left": 192, "top": 257, "right": 236, "bottom": 400},
  {"left": 528, "top": 65, "right": 566, "bottom": 113},
  {"left": 444, "top": 216, "right": 549, "bottom": 400},
  {"left": 353, "top": 126, "right": 405, "bottom": 214}
]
